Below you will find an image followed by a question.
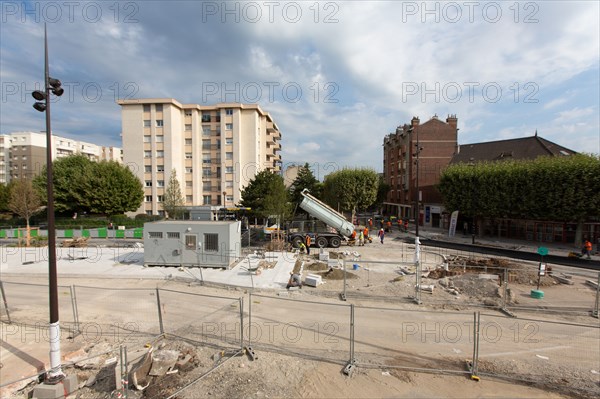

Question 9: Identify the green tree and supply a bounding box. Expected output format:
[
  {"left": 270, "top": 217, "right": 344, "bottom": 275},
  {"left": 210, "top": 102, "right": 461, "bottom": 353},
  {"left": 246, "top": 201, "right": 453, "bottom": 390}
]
[
  {"left": 0, "top": 183, "right": 10, "bottom": 213},
  {"left": 163, "top": 169, "right": 185, "bottom": 219},
  {"left": 8, "top": 179, "right": 42, "bottom": 246},
  {"left": 240, "top": 170, "right": 290, "bottom": 219},
  {"left": 289, "top": 163, "right": 323, "bottom": 208},
  {"left": 438, "top": 154, "right": 600, "bottom": 243},
  {"left": 88, "top": 161, "right": 144, "bottom": 216},
  {"left": 322, "top": 168, "right": 379, "bottom": 221},
  {"left": 34, "top": 154, "right": 95, "bottom": 215}
]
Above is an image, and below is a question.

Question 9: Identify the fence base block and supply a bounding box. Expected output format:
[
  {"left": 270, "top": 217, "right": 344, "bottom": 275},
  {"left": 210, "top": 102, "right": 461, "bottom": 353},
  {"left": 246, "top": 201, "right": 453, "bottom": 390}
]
[{"left": 342, "top": 361, "right": 356, "bottom": 377}]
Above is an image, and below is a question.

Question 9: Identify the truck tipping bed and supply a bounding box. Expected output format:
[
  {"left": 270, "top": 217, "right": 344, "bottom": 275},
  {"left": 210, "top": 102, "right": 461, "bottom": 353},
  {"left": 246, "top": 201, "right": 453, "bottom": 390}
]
[{"left": 299, "top": 189, "right": 355, "bottom": 237}]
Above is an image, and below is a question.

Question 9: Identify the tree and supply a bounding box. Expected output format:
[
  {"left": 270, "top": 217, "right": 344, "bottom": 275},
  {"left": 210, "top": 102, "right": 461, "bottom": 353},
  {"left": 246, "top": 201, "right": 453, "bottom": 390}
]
[
  {"left": 8, "top": 179, "right": 42, "bottom": 246},
  {"left": 88, "top": 161, "right": 144, "bottom": 216},
  {"left": 322, "top": 168, "right": 379, "bottom": 221},
  {"left": 163, "top": 169, "right": 185, "bottom": 219},
  {"left": 438, "top": 154, "right": 600, "bottom": 243},
  {"left": 240, "top": 170, "right": 290, "bottom": 219},
  {"left": 0, "top": 183, "right": 10, "bottom": 213},
  {"left": 289, "top": 163, "right": 323, "bottom": 207},
  {"left": 34, "top": 154, "right": 95, "bottom": 215}
]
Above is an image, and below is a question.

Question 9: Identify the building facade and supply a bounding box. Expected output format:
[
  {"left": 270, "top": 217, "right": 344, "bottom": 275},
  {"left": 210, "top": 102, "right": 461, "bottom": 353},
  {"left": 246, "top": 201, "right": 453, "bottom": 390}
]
[
  {"left": 118, "top": 99, "right": 282, "bottom": 216},
  {"left": 0, "top": 131, "right": 122, "bottom": 183},
  {"left": 382, "top": 115, "right": 458, "bottom": 227}
]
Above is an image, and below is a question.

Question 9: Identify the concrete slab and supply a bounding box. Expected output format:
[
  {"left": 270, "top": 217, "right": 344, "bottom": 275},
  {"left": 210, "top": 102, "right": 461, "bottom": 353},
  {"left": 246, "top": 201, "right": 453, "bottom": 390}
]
[{"left": 0, "top": 248, "right": 296, "bottom": 289}]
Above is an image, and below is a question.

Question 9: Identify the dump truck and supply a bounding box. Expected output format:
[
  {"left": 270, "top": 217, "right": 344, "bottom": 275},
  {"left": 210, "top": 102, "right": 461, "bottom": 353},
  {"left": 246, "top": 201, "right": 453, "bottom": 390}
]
[{"left": 287, "top": 189, "right": 355, "bottom": 249}]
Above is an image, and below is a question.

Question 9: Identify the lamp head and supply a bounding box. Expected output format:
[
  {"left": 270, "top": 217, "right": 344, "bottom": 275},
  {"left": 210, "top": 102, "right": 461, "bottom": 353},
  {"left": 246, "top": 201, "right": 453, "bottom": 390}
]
[
  {"left": 33, "top": 102, "right": 47, "bottom": 112},
  {"left": 32, "top": 90, "right": 46, "bottom": 101}
]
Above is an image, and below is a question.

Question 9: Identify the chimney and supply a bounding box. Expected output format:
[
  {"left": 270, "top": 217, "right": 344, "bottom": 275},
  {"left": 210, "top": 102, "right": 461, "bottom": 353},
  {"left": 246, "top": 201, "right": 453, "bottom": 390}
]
[
  {"left": 411, "top": 116, "right": 420, "bottom": 128},
  {"left": 446, "top": 114, "right": 458, "bottom": 129}
]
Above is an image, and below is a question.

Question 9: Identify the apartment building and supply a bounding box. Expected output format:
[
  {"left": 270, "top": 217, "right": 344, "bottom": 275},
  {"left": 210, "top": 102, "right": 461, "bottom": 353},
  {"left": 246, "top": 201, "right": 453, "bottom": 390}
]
[
  {"left": 117, "top": 99, "right": 282, "bottom": 216},
  {"left": 382, "top": 115, "right": 458, "bottom": 228},
  {"left": 1, "top": 131, "right": 122, "bottom": 183}
]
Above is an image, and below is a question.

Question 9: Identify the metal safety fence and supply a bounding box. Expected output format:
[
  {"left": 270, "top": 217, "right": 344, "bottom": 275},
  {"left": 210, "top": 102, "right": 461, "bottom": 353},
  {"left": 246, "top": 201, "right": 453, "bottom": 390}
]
[{"left": 1, "top": 281, "right": 599, "bottom": 398}]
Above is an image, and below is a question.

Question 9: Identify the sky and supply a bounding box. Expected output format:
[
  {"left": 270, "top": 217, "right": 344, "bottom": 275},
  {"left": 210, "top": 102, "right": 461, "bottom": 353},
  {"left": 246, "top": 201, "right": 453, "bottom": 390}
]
[{"left": 1, "top": 1, "right": 599, "bottom": 176}]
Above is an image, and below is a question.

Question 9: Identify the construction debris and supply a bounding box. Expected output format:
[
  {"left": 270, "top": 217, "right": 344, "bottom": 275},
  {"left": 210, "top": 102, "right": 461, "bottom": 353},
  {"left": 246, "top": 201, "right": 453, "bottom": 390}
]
[{"left": 61, "top": 236, "right": 89, "bottom": 247}]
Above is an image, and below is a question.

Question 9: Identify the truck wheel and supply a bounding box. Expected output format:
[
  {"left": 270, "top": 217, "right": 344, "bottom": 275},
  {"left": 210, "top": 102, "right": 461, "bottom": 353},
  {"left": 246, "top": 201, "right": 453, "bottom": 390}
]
[
  {"left": 316, "top": 237, "right": 328, "bottom": 248},
  {"left": 292, "top": 236, "right": 304, "bottom": 248},
  {"left": 329, "top": 236, "right": 341, "bottom": 248}
]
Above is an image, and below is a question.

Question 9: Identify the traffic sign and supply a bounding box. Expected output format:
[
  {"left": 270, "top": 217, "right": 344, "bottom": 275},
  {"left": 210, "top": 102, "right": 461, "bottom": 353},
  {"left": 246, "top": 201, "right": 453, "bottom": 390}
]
[{"left": 537, "top": 246, "right": 549, "bottom": 256}]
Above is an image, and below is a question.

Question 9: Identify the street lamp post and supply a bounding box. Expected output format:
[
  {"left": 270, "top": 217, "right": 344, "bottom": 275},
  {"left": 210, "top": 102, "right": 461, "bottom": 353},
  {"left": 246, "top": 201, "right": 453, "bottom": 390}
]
[
  {"left": 31, "top": 24, "right": 65, "bottom": 383},
  {"left": 413, "top": 129, "right": 423, "bottom": 237}
]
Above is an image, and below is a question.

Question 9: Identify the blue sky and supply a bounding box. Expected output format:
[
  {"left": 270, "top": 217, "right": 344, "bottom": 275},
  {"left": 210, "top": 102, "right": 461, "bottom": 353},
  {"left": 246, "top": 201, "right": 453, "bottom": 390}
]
[{"left": 1, "top": 1, "right": 598, "bottom": 174}]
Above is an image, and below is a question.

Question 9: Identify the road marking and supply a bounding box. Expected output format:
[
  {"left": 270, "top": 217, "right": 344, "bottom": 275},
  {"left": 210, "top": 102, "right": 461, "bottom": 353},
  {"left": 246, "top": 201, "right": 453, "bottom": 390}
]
[{"left": 479, "top": 345, "right": 571, "bottom": 358}]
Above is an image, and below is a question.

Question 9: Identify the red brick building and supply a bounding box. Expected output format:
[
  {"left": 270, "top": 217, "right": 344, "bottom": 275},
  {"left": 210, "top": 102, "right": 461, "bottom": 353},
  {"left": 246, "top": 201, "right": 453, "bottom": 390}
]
[{"left": 382, "top": 115, "right": 458, "bottom": 227}]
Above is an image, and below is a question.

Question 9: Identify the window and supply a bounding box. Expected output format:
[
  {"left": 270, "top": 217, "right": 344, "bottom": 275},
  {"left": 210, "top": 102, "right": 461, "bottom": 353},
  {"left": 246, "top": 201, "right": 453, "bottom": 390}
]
[
  {"left": 144, "top": 165, "right": 152, "bottom": 173},
  {"left": 156, "top": 150, "right": 164, "bottom": 158},
  {"left": 167, "top": 232, "right": 180, "bottom": 239},
  {"left": 204, "top": 233, "right": 219, "bottom": 251},
  {"left": 185, "top": 152, "right": 193, "bottom": 159},
  {"left": 186, "top": 195, "right": 193, "bottom": 203},
  {"left": 155, "top": 104, "right": 163, "bottom": 112},
  {"left": 185, "top": 167, "right": 193, "bottom": 173},
  {"left": 225, "top": 138, "right": 233, "bottom": 145},
  {"left": 202, "top": 140, "right": 211, "bottom": 150},
  {"left": 157, "top": 195, "right": 164, "bottom": 202},
  {"left": 148, "top": 232, "right": 162, "bottom": 238},
  {"left": 185, "top": 234, "right": 197, "bottom": 249},
  {"left": 186, "top": 181, "right": 192, "bottom": 187},
  {"left": 144, "top": 151, "right": 152, "bottom": 158},
  {"left": 143, "top": 105, "right": 150, "bottom": 112},
  {"left": 156, "top": 135, "right": 164, "bottom": 143},
  {"left": 156, "top": 120, "right": 164, "bottom": 127},
  {"left": 226, "top": 152, "right": 233, "bottom": 160},
  {"left": 145, "top": 195, "right": 153, "bottom": 202},
  {"left": 226, "top": 195, "right": 233, "bottom": 202},
  {"left": 201, "top": 113, "right": 211, "bottom": 122},
  {"left": 143, "top": 135, "right": 151, "bottom": 143},
  {"left": 225, "top": 109, "right": 233, "bottom": 115},
  {"left": 143, "top": 120, "right": 151, "bottom": 127},
  {"left": 225, "top": 123, "right": 233, "bottom": 130},
  {"left": 146, "top": 210, "right": 153, "bottom": 216},
  {"left": 202, "top": 167, "right": 211, "bottom": 177},
  {"left": 202, "top": 154, "right": 211, "bottom": 164},
  {"left": 158, "top": 210, "right": 165, "bottom": 217},
  {"left": 225, "top": 166, "right": 234, "bottom": 173},
  {"left": 203, "top": 195, "right": 211, "bottom": 205},
  {"left": 145, "top": 180, "right": 152, "bottom": 187},
  {"left": 157, "top": 165, "right": 165, "bottom": 172},
  {"left": 184, "top": 110, "right": 192, "bottom": 116},
  {"left": 185, "top": 138, "right": 192, "bottom": 145},
  {"left": 185, "top": 124, "right": 192, "bottom": 131},
  {"left": 226, "top": 181, "right": 233, "bottom": 188},
  {"left": 157, "top": 180, "right": 164, "bottom": 187},
  {"left": 204, "top": 183, "right": 212, "bottom": 191},
  {"left": 202, "top": 126, "right": 211, "bottom": 136}
]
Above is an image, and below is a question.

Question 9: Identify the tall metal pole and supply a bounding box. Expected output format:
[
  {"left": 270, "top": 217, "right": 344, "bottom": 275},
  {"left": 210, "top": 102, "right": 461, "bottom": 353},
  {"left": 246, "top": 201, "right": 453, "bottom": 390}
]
[
  {"left": 415, "top": 128, "right": 420, "bottom": 238},
  {"left": 43, "top": 24, "right": 64, "bottom": 382}
]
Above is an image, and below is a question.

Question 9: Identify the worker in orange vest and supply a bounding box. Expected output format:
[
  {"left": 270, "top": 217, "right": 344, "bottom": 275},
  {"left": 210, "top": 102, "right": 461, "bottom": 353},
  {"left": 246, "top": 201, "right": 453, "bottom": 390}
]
[
  {"left": 305, "top": 234, "right": 311, "bottom": 256},
  {"left": 582, "top": 239, "right": 592, "bottom": 259}
]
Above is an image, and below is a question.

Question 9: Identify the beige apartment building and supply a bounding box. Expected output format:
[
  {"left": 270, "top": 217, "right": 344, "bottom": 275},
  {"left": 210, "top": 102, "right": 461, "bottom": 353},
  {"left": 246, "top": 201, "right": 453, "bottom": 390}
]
[
  {"left": 117, "top": 99, "right": 282, "bottom": 216},
  {"left": 0, "top": 131, "right": 122, "bottom": 184}
]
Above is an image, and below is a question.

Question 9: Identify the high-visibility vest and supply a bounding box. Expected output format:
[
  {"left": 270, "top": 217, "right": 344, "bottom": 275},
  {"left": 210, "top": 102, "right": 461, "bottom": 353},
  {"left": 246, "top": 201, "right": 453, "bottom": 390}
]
[{"left": 585, "top": 241, "right": 592, "bottom": 250}]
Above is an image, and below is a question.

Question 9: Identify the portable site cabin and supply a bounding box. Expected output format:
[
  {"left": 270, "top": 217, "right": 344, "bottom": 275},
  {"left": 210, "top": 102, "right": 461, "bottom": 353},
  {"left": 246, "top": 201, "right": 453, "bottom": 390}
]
[{"left": 143, "top": 220, "right": 241, "bottom": 268}]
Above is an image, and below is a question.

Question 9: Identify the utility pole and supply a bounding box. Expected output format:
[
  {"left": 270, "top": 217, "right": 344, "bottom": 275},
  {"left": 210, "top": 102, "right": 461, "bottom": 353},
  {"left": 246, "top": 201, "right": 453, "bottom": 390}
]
[{"left": 413, "top": 128, "right": 422, "bottom": 237}]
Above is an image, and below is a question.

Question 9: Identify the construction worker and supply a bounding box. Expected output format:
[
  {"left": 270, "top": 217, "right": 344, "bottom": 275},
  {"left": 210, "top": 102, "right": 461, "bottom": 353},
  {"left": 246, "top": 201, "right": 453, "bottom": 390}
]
[
  {"left": 583, "top": 239, "right": 593, "bottom": 259},
  {"left": 298, "top": 241, "right": 307, "bottom": 254},
  {"left": 287, "top": 272, "right": 302, "bottom": 289},
  {"left": 305, "top": 234, "right": 311, "bottom": 256},
  {"left": 378, "top": 228, "right": 385, "bottom": 244},
  {"left": 358, "top": 230, "right": 364, "bottom": 246},
  {"left": 397, "top": 218, "right": 402, "bottom": 231},
  {"left": 387, "top": 220, "right": 392, "bottom": 232},
  {"left": 368, "top": 218, "right": 373, "bottom": 232},
  {"left": 404, "top": 220, "right": 409, "bottom": 233}
]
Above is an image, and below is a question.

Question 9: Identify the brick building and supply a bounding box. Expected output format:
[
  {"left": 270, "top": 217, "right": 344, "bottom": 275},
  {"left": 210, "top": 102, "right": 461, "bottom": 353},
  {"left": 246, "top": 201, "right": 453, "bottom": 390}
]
[{"left": 382, "top": 115, "right": 458, "bottom": 228}]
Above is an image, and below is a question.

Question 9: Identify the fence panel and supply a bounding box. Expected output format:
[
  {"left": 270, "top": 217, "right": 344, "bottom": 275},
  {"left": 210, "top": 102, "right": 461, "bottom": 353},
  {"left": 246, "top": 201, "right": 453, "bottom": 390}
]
[
  {"left": 354, "top": 306, "right": 475, "bottom": 374},
  {"left": 477, "top": 313, "right": 600, "bottom": 397},
  {"left": 0, "top": 281, "right": 76, "bottom": 329},
  {"left": 248, "top": 293, "right": 351, "bottom": 363},
  {"left": 73, "top": 286, "right": 161, "bottom": 339},
  {"left": 158, "top": 289, "right": 242, "bottom": 349}
]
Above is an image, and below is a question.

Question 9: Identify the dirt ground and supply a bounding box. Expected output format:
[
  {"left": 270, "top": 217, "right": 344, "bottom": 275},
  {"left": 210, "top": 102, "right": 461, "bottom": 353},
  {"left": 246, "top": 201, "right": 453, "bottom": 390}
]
[{"left": 2, "top": 237, "right": 600, "bottom": 398}]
